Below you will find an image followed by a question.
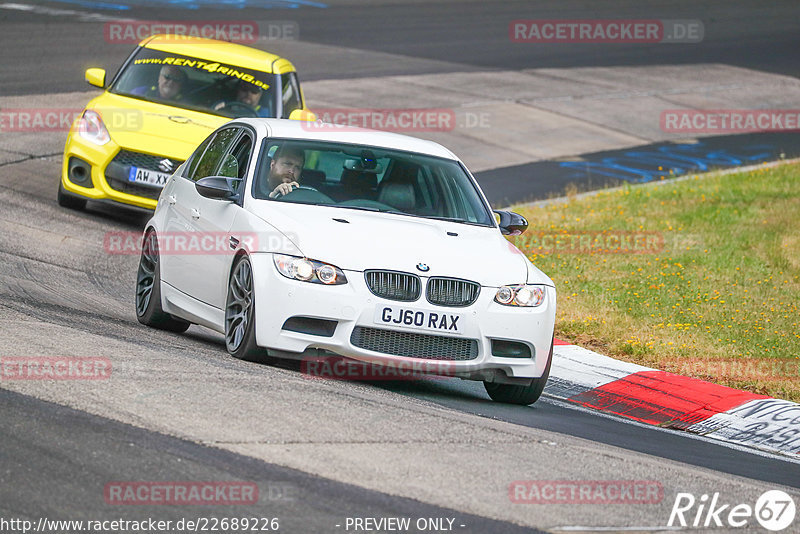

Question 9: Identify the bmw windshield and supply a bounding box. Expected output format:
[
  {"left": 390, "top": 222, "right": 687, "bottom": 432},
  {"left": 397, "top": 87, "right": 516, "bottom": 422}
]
[
  {"left": 109, "top": 47, "right": 282, "bottom": 119},
  {"left": 252, "top": 139, "right": 495, "bottom": 227}
]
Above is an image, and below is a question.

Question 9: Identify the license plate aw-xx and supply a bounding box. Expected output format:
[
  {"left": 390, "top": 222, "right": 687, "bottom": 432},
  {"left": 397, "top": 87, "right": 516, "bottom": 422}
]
[{"left": 129, "top": 166, "right": 170, "bottom": 187}]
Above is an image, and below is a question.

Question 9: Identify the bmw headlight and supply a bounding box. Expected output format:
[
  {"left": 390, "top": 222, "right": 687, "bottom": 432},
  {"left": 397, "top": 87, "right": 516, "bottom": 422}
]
[
  {"left": 273, "top": 254, "right": 347, "bottom": 285},
  {"left": 77, "top": 110, "right": 110, "bottom": 145},
  {"left": 495, "top": 284, "right": 545, "bottom": 307}
]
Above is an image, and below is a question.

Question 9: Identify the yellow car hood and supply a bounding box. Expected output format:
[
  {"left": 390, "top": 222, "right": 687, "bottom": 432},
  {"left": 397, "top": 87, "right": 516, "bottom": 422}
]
[{"left": 88, "top": 92, "right": 229, "bottom": 159}]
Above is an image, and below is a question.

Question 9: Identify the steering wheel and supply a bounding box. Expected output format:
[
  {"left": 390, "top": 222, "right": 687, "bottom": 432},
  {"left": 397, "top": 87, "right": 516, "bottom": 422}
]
[
  {"left": 273, "top": 185, "right": 319, "bottom": 198},
  {"left": 220, "top": 101, "right": 259, "bottom": 118}
]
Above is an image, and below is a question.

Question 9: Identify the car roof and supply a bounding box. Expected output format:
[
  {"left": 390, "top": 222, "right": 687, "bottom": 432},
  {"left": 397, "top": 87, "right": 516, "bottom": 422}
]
[
  {"left": 236, "top": 119, "right": 461, "bottom": 161},
  {"left": 140, "top": 35, "right": 296, "bottom": 74}
]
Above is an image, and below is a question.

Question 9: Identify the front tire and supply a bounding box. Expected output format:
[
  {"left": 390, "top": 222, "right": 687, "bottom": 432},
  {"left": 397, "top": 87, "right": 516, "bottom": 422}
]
[
  {"left": 484, "top": 339, "right": 553, "bottom": 405},
  {"left": 225, "top": 255, "right": 269, "bottom": 362},
  {"left": 135, "top": 230, "right": 191, "bottom": 332},
  {"left": 57, "top": 182, "right": 87, "bottom": 211}
]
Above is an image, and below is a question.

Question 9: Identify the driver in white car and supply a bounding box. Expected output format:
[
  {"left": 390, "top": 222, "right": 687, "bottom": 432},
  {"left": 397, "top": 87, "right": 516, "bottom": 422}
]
[{"left": 268, "top": 145, "right": 305, "bottom": 198}]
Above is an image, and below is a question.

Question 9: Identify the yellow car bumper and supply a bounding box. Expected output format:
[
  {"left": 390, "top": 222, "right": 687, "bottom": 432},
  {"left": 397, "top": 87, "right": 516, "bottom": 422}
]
[{"left": 62, "top": 124, "right": 182, "bottom": 211}]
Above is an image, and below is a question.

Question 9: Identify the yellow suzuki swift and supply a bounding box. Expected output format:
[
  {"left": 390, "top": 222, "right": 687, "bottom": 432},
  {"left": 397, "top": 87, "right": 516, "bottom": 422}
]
[{"left": 59, "top": 34, "right": 314, "bottom": 212}]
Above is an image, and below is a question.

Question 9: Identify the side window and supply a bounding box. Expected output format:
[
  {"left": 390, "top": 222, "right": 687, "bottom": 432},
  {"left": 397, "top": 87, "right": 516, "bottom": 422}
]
[
  {"left": 188, "top": 127, "right": 239, "bottom": 181},
  {"left": 183, "top": 133, "right": 215, "bottom": 179},
  {"left": 280, "top": 73, "right": 302, "bottom": 118},
  {"left": 229, "top": 134, "right": 253, "bottom": 180},
  {"left": 219, "top": 133, "right": 254, "bottom": 196}
]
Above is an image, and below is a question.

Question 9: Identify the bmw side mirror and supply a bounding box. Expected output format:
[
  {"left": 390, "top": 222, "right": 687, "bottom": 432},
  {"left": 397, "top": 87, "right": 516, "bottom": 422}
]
[
  {"left": 494, "top": 210, "right": 528, "bottom": 235},
  {"left": 195, "top": 176, "right": 241, "bottom": 201}
]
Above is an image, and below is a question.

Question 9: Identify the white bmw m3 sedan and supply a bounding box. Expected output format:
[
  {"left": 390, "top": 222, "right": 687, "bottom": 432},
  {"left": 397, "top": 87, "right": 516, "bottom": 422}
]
[{"left": 136, "top": 118, "right": 556, "bottom": 405}]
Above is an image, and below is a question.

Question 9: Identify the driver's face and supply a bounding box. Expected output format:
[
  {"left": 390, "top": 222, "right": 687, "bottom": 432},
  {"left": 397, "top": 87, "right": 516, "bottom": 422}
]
[
  {"left": 237, "top": 84, "right": 261, "bottom": 107},
  {"left": 270, "top": 155, "right": 304, "bottom": 184},
  {"left": 158, "top": 67, "right": 184, "bottom": 99}
]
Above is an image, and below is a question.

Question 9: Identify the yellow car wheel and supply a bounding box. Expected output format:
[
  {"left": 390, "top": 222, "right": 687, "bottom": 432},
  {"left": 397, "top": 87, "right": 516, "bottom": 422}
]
[{"left": 57, "top": 182, "right": 87, "bottom": 211}]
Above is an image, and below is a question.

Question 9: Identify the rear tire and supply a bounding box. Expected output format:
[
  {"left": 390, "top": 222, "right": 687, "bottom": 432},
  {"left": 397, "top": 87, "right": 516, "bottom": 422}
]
[
  {"left": 57, "top": 182, "right": 87, "bottom": 211},
  {"left": 484, "top": 339, "right": 553, "bottom": 405},
  {"left": 135, "top": 230, "right": 191, "bottom": 333},
  {"left": 225, "top": 255, "right": 270, "bottom": 363}
]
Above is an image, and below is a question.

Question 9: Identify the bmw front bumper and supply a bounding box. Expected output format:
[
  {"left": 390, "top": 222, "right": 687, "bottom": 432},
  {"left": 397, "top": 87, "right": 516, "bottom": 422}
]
[{"left": 250, "top": 253, "right": 556, "bottom": 383}]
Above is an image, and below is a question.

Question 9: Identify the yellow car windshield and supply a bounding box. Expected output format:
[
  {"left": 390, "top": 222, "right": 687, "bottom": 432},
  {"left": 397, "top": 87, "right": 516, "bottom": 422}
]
[{"left": 109, "top": 47, "right": 278, "bottom": 119}]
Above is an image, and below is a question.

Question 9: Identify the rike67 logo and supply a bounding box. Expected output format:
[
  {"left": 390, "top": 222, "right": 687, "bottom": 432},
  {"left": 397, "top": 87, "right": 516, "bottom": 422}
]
[{"left": 668, "top": 490, "right": 796, "bottom": 531}]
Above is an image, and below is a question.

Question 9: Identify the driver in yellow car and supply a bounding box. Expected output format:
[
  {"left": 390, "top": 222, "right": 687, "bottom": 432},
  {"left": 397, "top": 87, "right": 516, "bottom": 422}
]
[
  {"left": 214, "top": 80, "right": 272, "bottom": 117},
  {"left": 132, "top": 65, "right": 187, "bottom": 101}
]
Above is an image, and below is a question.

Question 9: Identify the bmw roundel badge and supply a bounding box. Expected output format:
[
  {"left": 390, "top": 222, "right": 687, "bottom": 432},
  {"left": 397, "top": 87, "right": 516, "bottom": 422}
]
[{"left": 416, "top": 263, "right": 430, "bottom": 272}]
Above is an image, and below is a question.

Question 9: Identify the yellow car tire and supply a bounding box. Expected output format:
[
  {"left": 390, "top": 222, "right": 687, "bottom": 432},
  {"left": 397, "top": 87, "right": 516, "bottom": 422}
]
[{"left": 57, "top": 182, "right": 87, "bottom": 211}]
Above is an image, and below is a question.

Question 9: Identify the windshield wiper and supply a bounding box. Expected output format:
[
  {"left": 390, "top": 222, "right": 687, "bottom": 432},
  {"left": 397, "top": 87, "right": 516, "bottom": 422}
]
[
  {"left": 329, "top": 205, "right": 491, "bottom": 227},
  {"left": 335, "top": 205, "right": 381, "bottom": 212},
  {"left": 269, "top": 199, "right": 326, "bottom": 206},
  {"left": 418, "top": 215, "right": 491, "bottom": 227},
  {"left": 380, "top": 211, "right": 492, "bottom": 227}
]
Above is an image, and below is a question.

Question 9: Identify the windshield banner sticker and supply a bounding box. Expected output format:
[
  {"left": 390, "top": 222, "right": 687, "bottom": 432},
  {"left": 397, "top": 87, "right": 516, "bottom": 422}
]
[{"left": 132, "top": 57, "right": 270, "bottom": 90}]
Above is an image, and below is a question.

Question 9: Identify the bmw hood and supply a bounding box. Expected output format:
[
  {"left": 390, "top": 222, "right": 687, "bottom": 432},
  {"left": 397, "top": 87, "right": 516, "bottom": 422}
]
[{"left": 249, "top": 202, "right": 553, "bottom": 288}]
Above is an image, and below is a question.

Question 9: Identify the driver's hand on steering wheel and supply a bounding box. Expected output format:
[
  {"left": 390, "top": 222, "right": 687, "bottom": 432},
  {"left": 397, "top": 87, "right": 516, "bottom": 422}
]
[{"left": 269, "top": 181, "right": 299, "bottom": 198}]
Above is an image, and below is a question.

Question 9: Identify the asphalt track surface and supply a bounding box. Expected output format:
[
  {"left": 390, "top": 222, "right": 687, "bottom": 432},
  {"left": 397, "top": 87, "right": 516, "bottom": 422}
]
[
  {"left": 3, "top": 0, "right": 800, "bottom": 201},
  {"left": 2, "top": 0, "right": 799, "bottom": 95},
  {"left": 1, "top": 0, "right": 800, "bottom": 531},
  {"left": 0, "top": 388, "right": 543, "bottom": 534}
]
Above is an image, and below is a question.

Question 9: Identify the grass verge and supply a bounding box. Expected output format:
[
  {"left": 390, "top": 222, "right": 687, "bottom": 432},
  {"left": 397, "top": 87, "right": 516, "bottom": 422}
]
[{"left": 510, "top": 161, "right": 800, "bottom": 401}]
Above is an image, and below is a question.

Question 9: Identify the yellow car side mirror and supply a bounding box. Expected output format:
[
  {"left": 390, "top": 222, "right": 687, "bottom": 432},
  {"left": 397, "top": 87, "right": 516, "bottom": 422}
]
[
  {"left": 85, "top": 68, "right": 106, "bottom": 89},
  {"left": 289, "top": 109, "right": 317, "bottom": 122}
]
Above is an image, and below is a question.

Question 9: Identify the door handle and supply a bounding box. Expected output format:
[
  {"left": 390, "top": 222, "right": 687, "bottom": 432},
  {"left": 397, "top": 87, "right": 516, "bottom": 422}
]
[
  {"left": 168, "top": 195, "right": 177, "bottom": 205},
  {"left": 191, "top": 208, "right": 200, "bottom": 219}
]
